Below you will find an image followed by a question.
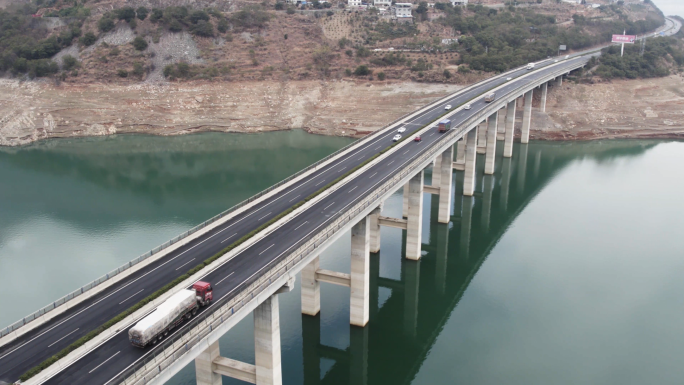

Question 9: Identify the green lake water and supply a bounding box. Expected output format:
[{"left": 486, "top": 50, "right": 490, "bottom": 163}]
[{"left": 1, "top": 132, "right": 683, "bottom": 384}]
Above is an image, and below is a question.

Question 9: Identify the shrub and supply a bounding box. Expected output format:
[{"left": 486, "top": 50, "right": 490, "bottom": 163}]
[
  {"left": 189, "top": 10, "right": 210, "bottom": 24},
  {"left": 443, "top": 69, "right": 451, "bottom": 78},
  {"left": 62, "top": 55, "right": 78, "bottom": 71},
  {"left": 286, "top": 7, "right": 295, "bottom": 14},
  {"left": 190, "top": 20, "right": 214, "bottom": 37},
  {"left": 115, "top": 7, "right": 136, "bottom": 22},
  {"left": 275, "top": 2, "right": 285, "bottom": 10},
  {"left": 231, "top": 6, "right": 271, "bottom": 30},
  {"left": 345, "top": 68, "right": 352, "bottom": 76},
  {"left": 353, "top": 64, "right": 370, "bottom": 76},
  {"left": 168, "top": 19, "right": 184, "bottom": 32},
  {"left": 132, "top": 36, "right": 148, "bottom": 51},
  {"left": 98, "top": 16, "right": 115, "bottom": 33},
  {"left": 150, "top": 8, "right": 164, "bottom": 22},
  {"left": 79, "top": 32, "right": 97, "bottom": 47},
  {"left": 133, "top": 62, "right": 144, "bottom": 77},
  {"left": 137, "top": 6, "right": 149, "bottom": 20},
  {"left": 117, "top": 69, "right": 128, "bottom": 77},
  {"left": 377, "top": 71, "right": 386, "bottom": 80},
  {"left": 217, "top": 18, "right": 229, "bottom": 33}
]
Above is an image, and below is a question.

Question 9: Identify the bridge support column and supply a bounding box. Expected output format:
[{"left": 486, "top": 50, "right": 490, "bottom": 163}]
[
  {"left": 369, "top": 205, "right": 382, "bottom": 253},
  {"left": 541, "top": 82, "right": 548, "bottom": 112},
  {"left": 196, "top": 341, "right": 222, "bottom": 385},
  {"left": 406, "top": 171, "right": 424, "bottom": 260},
  {"left": 254, "top": 295, "right": 282, "bottom": 385},
  {"left": 350, "top": 216, "right": 370, "bottom": 327},
  {"left": 402, "top": 182, "right": 409, "bottom": 218},
  {"left": 557, "top": 76, "right": 563, "bottom": 87},
  {"left": 301, "top": 257, "right": 320, "bottom": 316},
  {"left": 521, "top": 90, "right": 533, "bottom": 144},
  {"left": 453, "top": 139, "right": 466, "bottom": 171},
  {"left": 463, "top": 129, "right": 477, "bottom": 197},
  {"left": 477, "top": 121, "right": 487, "bottom": 154},
  {"left": 485, "top": 111, "right": 498, "bottom": 175},
  {"left": 438, "top": 146, "right": 453, "bottom": 224},
  {"left": 435, "top": 223, "right": 449, "bottom": 294},
  {"left": 432, "top": 154, "right": 442, "bottom": 187},
  {"left": 504, "top": 100, "right": 516, "bottom": 158}
]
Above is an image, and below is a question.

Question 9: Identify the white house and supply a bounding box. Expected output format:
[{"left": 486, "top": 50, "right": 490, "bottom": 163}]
[
  {"left": 374, "top": 0, "right": 392, "bottom": 8},
  {"left": 348, "top": 0, "right": 362, "bottom": 7},
  {"left": 394, "top": 3, "right": 412, "bottom": 18},
  {"left": 450, "top": 0, "right": 467, "bottom": 5}
]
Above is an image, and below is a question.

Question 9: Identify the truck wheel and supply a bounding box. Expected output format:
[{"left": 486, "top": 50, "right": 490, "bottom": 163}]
[
  {"left": 186, "top": 313, "right": 192, "bottom": 320},
  {"left": 192, "top": 308, "right": 198, "bottom": 316},
  {"left": 164, "top": 330, "right": 169, "bottom": 336}
]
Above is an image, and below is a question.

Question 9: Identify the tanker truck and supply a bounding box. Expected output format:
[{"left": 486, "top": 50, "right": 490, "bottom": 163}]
[{"left": 129, "top": 281, "right": 213, "bottom": 347}]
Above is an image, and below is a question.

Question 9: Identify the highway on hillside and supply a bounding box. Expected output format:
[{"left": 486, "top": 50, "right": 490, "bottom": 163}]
[
  {"left": 36, "top": 56, "right": 590, "bottom": 385},
  {"left": 0, "top": 58, "right": 585, "bottom": 384}
]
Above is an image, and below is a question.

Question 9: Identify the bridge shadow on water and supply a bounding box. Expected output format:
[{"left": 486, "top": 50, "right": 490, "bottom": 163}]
[{"left": 296, "top": 140, "right": 659, "bottom": 385}]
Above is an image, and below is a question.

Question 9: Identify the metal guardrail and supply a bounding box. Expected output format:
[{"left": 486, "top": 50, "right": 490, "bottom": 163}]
[
  {"left": 116, "top": 60, "right": 587, "bottom": 385},
  {"left": 1, "top": 74, "right": 487, "bottom": 339}
]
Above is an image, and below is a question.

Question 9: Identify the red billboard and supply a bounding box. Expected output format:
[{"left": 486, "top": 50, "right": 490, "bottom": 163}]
[{"left": 612, "top": 34, "right": 636, "bottom": 44}]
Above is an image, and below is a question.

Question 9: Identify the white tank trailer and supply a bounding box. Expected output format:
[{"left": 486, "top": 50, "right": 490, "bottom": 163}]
[{"left": 128, "top": 281, "right": 213, "bottom": 347}]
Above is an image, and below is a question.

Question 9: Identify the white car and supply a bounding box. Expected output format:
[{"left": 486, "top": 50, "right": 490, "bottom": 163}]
[
  {"left": 506, "top": 77, "right": 512, "bottom": 81},
  {"left": 554, "top": 59, "right": 559, "bottom": 63},
  {"left": 564, "top": 55, "right": 570, "bottom": 59},
  {"left": 397, "top": 127, "right": 406, "bottom": 133},
  {"left": 464, "top": 104, "right": 471, "bottom": 110},
  {"left": 445, "top": 105, "right": 452, "bottom": 110},
  {"left": 393, "top": 134, "right": 402, "bottom": 142}
]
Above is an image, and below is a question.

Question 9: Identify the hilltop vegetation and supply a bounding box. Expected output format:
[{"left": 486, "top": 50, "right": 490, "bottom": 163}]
[{"left": 0, "top": 0, "right": 668, "bottom": 82}]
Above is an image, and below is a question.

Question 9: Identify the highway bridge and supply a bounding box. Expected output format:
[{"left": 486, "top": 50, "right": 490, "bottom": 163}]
[{"left": 0, "top": 17, "right": 678, "bottom": 385}]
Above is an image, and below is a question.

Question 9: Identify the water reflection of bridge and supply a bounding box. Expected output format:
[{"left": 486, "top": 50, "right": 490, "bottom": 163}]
[{"left": 302, "top": 140, "right": 657, "bottom": 385}]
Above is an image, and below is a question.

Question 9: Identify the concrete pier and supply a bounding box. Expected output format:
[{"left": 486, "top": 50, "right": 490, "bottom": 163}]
[
  {"left": 402, "top": 182, "right": 409, "bottom": 218},
  {"left": 500, "top": 157, "right": 512, "bottom": 212},
  {"left": 521, "top": 90, "right": 533, "bottom": 144},
  {"left": 463, "top": 129, "right": 477, "bottom": 197},
  {"left": 435, "top": 223, "right": 449, "bottom": 294},
  {"left": 195, "top": 341, "right": 222, "bottom": 385},
  {"left": 350, "top": 216, "right": 370, "bottom": 327},
  {"left": 405, "top": 171, "right": 424, "bottom": 260},
  {"left": 254, "top": 295, "right": 282, "bottom": 385},
  {"left": 369, "top": 206, "right": 381, "bottom": 253},
  {"left": 301, "top": 257, "right": 320, "bottom": 316},
  {"left": 477, "top": 122, "right": 487, "bottom": 154},
  {"left": 541, "top": 82, "right": 548, "bottom": 112},
  {"left": 432, "top": 154, "right": 442, "bottom": 187},
  {"left": 504, "top": 100, "right": 516, "bottom": 158},
  {"left": 455, "top": 139, "right": 466, "bottom": 164},
  {"left": 557, "top": 76, "right": 563, "bottom": 87},
  {"left": 438, "top": 146, "right": 453, "bottom": 224},
  {"left": 485, "top": 111, "right": 498, "bottom": 175}
]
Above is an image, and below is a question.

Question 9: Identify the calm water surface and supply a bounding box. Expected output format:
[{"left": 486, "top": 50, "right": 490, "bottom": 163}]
[{"left": 1, "top": 133, "right": 683, "bottom": 385}]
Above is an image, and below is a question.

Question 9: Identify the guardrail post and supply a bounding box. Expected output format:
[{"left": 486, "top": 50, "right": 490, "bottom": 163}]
[
  {"left": 504, "top": 100, "right": 516, "bottom": 158},
  {"left": 521, "top": 90, "right": 534, "bottom": 144},
  {"left": 406, "top": 171, "right": 424, "bottom": 260},
  {"left": 463, "top": 129, "right": 478, "bottom": 197}
]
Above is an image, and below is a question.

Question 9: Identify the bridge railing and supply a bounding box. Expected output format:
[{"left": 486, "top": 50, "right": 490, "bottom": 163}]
[{"left": 116, "top": 61, "right": 587, "bottom": 385}]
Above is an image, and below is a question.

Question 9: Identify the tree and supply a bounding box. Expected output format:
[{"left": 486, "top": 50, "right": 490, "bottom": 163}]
[
  {"left": 443, "top": 69, "right": 451, "bottom": 78},
  {"left": 117, "top": 69, "right": 128, "bottom": 77},
  {"left": 132, "top": 36, "right": 148, "bottom": 50},
  {"left": 190, "top": 20, "right": 214, "bottom": 37},
  {"left": 136, "top": 7, "right": 149, "bottom": 20},
  {"left": 150, "top": 8, "right": 164, "bottom": 23},
  {"left": 98, "top": 16, "right": 115, "bottom": 33},
  {"left": 189, "top": 10, "right": 210, "bottom": 24},
  {"left": 79, "top": 32, "right": 97, "bottom": 46},
  {"left": 116, "top": 7, "right": 136, "bottom": 22},
  {"left": 353, "top": 65, "right": 371, "bottom": 76},
  {"left": 217, "top": 18, "right": 229, "bottom": 33},
  {"left": 377, "top": 71, "right": 386, "bottom": 80},
  {"left": 62, "top": 55, "right": 78, "bottom": 71}
]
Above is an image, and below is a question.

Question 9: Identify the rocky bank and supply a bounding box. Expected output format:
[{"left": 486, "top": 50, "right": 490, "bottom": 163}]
[{"left": 1, "top": 76, "right": 683, "bottom": 147}]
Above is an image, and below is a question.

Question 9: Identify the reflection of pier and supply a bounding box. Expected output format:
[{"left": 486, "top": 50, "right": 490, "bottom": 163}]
[{"left": 300, "top": 143, "right": 583, "bottom": 385}]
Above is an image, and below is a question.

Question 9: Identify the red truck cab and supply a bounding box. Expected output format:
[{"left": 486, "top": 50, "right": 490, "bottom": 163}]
[{"left": 193, "top": 281, "right": 213, "bottom": 305}]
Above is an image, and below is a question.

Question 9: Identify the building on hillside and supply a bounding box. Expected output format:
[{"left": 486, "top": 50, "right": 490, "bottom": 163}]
[
  {"left": 450, "top": 0, "right": 468, "bottom": 5},
  {"left": 348, "top": 0, "right": 362, "bottom": 7},
  {"left": 374, "top": 0, "right": 392, "bottom": 7},
  {"left": 393, "top": 2, "right": 413, "bottom": 19}
]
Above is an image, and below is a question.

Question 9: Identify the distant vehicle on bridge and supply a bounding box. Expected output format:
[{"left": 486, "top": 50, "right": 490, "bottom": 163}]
[
  {"left": 484, "top": 92, "right": 496, "bottom": 103},
  {"left": 129, "top": 281, "right": 213, "bottom": 347},
  {"left": 526, "top": 62, "right": 535, "bottom": 70},
  {"left": 393, "top": 134, "right": 402, "bottom": 142},
  {"left": 444, "top": 104, "right": 452, "bottom": 110},
  {"left": 438, "top": 119, "right": 451, "bottom": 133}
]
